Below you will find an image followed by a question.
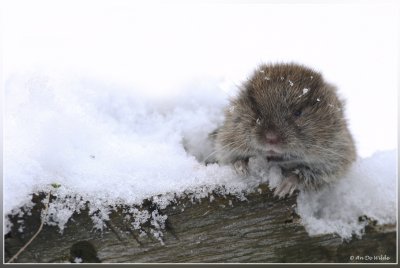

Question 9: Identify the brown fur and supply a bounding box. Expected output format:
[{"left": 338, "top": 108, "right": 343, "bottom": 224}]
[{"left": 212, "top": 63, "right": 356, "bottom": 197}]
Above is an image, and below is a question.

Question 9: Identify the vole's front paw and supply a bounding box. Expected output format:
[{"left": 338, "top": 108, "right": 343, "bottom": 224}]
[
  {"left": 233, "top": 159, "right": 249, "bottom": 176},
  {"left": 274, "top": 175, "right": 298, "bottom": 199}
]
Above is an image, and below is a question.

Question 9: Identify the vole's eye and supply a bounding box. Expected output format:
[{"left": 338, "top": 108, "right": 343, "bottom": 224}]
[
  {"left": 256, "top": 118, "right": 262, "bottom": 125},
  {"left": 293, "top": 110, "right": 302, "bottom": 117}
]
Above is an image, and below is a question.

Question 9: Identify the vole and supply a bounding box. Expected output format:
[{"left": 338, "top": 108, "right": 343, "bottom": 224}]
[{"left": 210, "top": 63, "right": 356, "bottom": 198}]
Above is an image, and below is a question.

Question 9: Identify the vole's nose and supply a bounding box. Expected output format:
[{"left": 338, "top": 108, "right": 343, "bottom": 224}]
[{"left": 265, "top": 131, "right": 281, "bottom": 145}]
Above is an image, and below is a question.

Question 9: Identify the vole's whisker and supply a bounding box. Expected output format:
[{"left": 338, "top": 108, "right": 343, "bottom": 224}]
[
  {"left": 203, "top": 140, "right": 247, "bottom": 162},
  {"left": 307, "top": 144, "right": 350, "bottom": 161}
]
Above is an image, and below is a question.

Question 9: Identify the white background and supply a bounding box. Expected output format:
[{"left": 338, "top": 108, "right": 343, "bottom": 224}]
[{"left": 3, "top": 0, "right": 399, "bottom": 157}]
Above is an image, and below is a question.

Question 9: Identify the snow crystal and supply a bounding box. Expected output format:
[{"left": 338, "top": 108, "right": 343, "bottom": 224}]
[
  {"left": 288, "top": 80, "right": 294, "bottom": 86},
  {"left": 209, "top": 195, "right": 215, "bottom": 202},
  {"left": 73, "top": 257, "right": 83, "bottom": 263},
  {"left": 298, "top": 88, "right": 310, "bottom": 98},
  {"left": 3, "top": 73, "right": 247, "bottom": 233},
  {"left": 296, "top": 150, "right": 397, "bottom": 239}
]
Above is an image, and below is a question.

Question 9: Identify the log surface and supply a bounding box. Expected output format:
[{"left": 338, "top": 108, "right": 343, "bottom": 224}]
[{"left": 4, "top": 184, "right": 397, "bottom": 263}]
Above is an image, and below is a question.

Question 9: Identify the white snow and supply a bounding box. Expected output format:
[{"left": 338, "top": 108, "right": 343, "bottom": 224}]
[
  {"left": 4, "top": 73, "right": 259, "bottom": 233},
  {"left": 297, "top": 150, "right": 397, "bottom": 239},
  {"left": 298, "top": 88, "right": 310, "bottom": 98},
  {"left": 73, "top": 257, "right": 82, "bottom": 263},
  {"left": 3, "top": 0, "right": 398, "bottom": 239}
]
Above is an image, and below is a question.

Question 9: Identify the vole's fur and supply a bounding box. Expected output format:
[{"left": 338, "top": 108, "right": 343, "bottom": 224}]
[{"left": 211, "top": 63, "right": 356, "bottom": 197}]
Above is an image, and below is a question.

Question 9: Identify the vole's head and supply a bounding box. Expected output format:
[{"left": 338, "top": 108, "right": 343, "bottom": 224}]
[{"left": 229, "top": 63, "right": 348, "bottom": 160}]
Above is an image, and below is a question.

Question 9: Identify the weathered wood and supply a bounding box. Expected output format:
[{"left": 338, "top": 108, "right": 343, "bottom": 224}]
[{"left": 4, "top": 184, "right": 396, "bottom": 263}]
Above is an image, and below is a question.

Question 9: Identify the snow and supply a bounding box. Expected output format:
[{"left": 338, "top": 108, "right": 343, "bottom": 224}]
[
  {"left": 73, "top": 257, "right": 82, "bottom": 263},
  {"left": 298, "top": 88, "right": 310, "bottom": 98},
  {"left": 297, "top": 150, "right": 397, "bottom": 239},
  {"left": 4, "top": 73, "right": 253, "bottom": 233},
  {"left": 3, "top": 0, "right": 398, "bottom": 240}
]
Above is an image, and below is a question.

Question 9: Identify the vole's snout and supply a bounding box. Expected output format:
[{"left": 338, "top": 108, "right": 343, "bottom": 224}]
[{"left": 265, "top": 131, "right": 281, "bottom": 145}]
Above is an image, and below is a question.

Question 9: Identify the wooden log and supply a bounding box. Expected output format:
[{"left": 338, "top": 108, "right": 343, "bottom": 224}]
[{"left": 4, "top": 184, "right": 396, "bottom": 263}]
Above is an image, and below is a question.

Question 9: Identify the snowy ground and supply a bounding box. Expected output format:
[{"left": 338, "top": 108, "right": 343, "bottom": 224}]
[{"left": 3, "top": 0, "right": 398, "bottom": 240}]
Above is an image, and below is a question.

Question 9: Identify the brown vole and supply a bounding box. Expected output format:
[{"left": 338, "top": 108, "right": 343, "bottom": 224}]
[{"left": 210, "top": 63, "right": 356, "bottom": 198}]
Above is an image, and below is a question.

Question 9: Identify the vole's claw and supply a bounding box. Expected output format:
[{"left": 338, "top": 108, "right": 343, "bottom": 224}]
[
  {"left": 274, "top": 175, "right": 298, "bottom": 199},
  {"left": 233, "top": 159, "right": 249, "bottom": 176}
]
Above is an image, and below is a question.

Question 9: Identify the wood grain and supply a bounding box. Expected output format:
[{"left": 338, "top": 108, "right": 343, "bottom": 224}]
[{"left": 4, "top": 184, "right": 396, "bottom": 263}]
